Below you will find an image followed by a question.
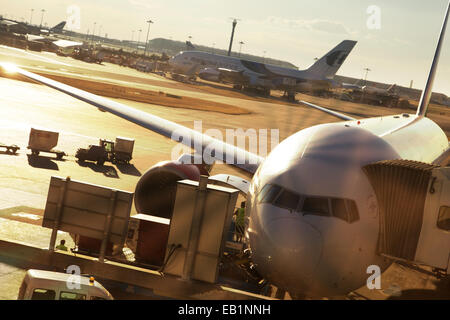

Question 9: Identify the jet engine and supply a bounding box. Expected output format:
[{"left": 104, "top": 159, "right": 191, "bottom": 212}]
[{"left": 133, "top": 154, "right": 211, "bottom": 219}]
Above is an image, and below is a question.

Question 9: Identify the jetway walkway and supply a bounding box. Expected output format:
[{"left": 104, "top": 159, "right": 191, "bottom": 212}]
[{"left": 363, "top": 160, "right": 450, "bottom": 274}]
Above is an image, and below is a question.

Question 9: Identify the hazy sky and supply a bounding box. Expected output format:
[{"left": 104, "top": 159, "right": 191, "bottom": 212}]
[{"left": 2, "top": 0, "right": 450, "bottom": 95}]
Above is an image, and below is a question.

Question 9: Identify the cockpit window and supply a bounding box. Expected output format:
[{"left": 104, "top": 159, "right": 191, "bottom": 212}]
[
  {"left": 260, "top": 185, "right": 282, "bottom": 204},
  {"left": 257, "top": 184, "right": 272, "bottom": 203},
  {"left": 274, "top": 189, "right": 301, "bottom": 211},
  {"left": 331, "top": 198, "right": 359, "bottom": 223},
  {"left": 303, "top": 197, "right": 330, "bottom": 216},
  {"left": 257, "top": 184, "right": 359, "bottom": 224}
]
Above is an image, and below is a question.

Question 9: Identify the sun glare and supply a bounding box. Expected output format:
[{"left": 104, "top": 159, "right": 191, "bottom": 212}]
[{"left": 0, "top": 62, "right": 18, "bottom": 74}]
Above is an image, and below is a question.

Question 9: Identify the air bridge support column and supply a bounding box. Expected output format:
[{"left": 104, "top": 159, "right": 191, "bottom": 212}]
[{"left": 182, "top": 175, "right": 208, "bottom": 280}]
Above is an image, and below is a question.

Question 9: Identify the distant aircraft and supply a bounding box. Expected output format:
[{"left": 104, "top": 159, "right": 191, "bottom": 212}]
[
  {"left": 0, "top": 17, "right": 65, "bottom": 36},
  {"left": 361, "top": 83, "right": 397, "bottom": 95},
  {"left": 169, "top": 40, "right": 357, "bottom": 95},
  {"left": 2, "top": 1, "right": 449, "bottom": 299}
]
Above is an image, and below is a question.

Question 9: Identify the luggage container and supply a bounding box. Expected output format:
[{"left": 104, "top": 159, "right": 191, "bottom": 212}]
[
  {"left": 27, "top": 128, "right": 66, "bottom": 159},
  {"left": 126, "top": 214, "right": 170, "bottom": 267},
  {"left": 113, "top": 137, "right": 134, "bottom": 164}
]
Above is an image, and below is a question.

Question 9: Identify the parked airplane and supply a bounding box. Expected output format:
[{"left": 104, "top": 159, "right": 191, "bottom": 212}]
[
  {"left": 0, "top": 17, "right": 65, "bottom": 35},
  {"left": 362, "top": 83, "right": 397, "bottom": 95},
  {"left": 169, "top": 40, "right": 357, "bottom": 95},
  {"left": 1, "top": 2, "right": 449, "bottom": 298}
]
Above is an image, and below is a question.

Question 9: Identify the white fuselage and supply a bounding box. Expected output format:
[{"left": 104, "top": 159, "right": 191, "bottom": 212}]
[
  {"left": 246, "top": 114, "right": 449, "bottom": 297},
  {"left": 169, "top": 51, "right": 325, "bottom": 85}
]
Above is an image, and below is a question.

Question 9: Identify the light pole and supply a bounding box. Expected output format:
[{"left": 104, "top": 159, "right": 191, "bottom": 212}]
[
  {"left": 363, "top": 67, "right": 371, "bottom": 85},
  {"left": 238, "top": 41, "right": 244, "bottom": 57},
  {"left": 30, "top": 9, "right": 34, "bottom": 25},
  {"left": 92, "top": 22, "right": 96, "bottom": 43},
  {"left": 98, "top": 25, "right": 102, "bottom": 38},
  {"left": 39, "top": 9, "right": 45, "bottom": 28},
  {"left": 227, "top": 18, "right": 240, "bottom": 56},
  {"left": 144, "top": 19, "right": 153, "bottom": 57},
  {"left": 137, "top": 29, "right": 142, "bottom": 52},
  {"left": 186, "top": 35, "right": 192, "bottom": 50},
  {"left": 263, "top": 50, "right": 266, "bottom": 63}
]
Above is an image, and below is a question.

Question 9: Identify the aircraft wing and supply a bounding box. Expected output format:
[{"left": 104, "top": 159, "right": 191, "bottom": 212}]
[
  {"left": 6, "top": 65, "right": 263, "bottom": 174},
  {"left": 300, "top": 100, "right": 356, "bottom": 121}
]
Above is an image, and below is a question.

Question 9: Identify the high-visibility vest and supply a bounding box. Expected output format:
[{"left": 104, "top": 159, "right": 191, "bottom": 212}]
[
  {"left": 236, "top": 208, "right": 245, "bottom": 226},
  {"left": 56, "top": 244, "right": 68, "bottom": 251}
]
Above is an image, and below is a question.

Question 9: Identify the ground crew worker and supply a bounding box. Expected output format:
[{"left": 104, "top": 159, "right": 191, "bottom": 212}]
[
  {"left": 56, "top": 239, "right": 68, "bottom": 251},
  {"left": 235, "top": 201, "right": 246, "bottom": 242}
]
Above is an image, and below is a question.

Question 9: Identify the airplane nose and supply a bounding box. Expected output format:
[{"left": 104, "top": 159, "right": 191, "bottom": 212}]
[{"left": 266, "top": 217, "right": 323, "bottom": 277}]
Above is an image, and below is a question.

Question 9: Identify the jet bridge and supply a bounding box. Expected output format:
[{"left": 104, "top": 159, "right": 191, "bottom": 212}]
[{"left": 363, "top": 160, "right": 450, "bottom": 274}]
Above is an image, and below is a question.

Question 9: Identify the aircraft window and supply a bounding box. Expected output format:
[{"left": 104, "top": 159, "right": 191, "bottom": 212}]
[
  {"left": 346, "top": 200, "right": 359, "bottom": 223},
  {"left": 331, "top": 199, "right": 360, "bottom": 223},
  {"left": 331, "top": 199, "right": 347, "bottom": 221},
  {"left": 273, "top": 189, "right": 301, "bottom": 211},
  {"left": 257, "top": 184, "right": 272, "bottom": 202},
  {"left": 260, "top": 185, "right": 282, "bottom": 204},
  {"left": 437, "top": 206, "right": 450, "bottom": 231},
  {"left": 302, "top": 197, "right": 330, "bottom": 216}
]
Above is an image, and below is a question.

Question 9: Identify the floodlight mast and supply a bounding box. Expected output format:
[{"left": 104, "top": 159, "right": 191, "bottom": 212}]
[{"left": 227, "top": 18, "right": 240, "bottom": 56}]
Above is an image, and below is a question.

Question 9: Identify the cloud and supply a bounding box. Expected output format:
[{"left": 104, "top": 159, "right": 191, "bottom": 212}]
[
  {"left": 128, "top": 0, "right": 159, "bottom": 10},
  {"left": 248, "top": 16, "right": 355, "bottom": 36}
]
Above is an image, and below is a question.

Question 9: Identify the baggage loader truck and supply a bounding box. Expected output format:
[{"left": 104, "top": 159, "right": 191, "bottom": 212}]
[{"left": 75, "top": 137, "right": 134, "bottom": 166}]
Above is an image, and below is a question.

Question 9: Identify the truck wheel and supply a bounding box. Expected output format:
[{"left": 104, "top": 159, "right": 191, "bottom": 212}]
[
  {"left": 56, "top": 153, "right": 63, "bottom": 160},
  {"left": 32, "top": 150, "right": 39, "bottom": 156}
]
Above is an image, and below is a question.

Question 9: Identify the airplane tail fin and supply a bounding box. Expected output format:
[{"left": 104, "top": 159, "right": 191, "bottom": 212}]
[
  {"left": 306, "top": 40, "right": 357, "bottom": 79},
  {"left": 50, "top": 21, "right": 66, "bottom": 32},
  {"left": 387, "top": 84, "right": 397, "bottom": 94},
  {"left": 416, "top": 1, "right": 450, "bottom": 117}
]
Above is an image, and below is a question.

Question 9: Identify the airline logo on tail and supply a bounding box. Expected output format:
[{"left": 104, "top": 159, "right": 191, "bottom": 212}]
[
  {"left": 50, "top": 21, "right": 66, "bottom": 32},
  {"left": 306, "top": 40, "right": 357, "bottom": 79},
  {"left": 326, "top": 51, "right": 349, "bottom": 67}
]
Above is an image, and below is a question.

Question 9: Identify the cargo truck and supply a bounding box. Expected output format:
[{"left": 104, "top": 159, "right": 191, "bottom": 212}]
[
  {"left": 75, "top": 137, "right": 134, "bottom": 166},
  {"left": 27, "top": 128, "right": 66, "bottom": 159}
]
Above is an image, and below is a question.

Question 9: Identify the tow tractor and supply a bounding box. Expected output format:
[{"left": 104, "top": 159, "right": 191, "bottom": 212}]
[{"left": 75, "top": 137, "right": 134, "bottom": 166}]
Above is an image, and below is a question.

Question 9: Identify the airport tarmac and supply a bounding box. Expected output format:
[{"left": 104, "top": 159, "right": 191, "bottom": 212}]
[{"left": 0, "top": 47, "right": 449, "bottom": 300}]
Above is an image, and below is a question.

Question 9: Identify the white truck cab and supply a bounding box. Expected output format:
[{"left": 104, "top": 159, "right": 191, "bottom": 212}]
[{"left": 18, "top": 269, "right": 113, "bottom": 300}]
